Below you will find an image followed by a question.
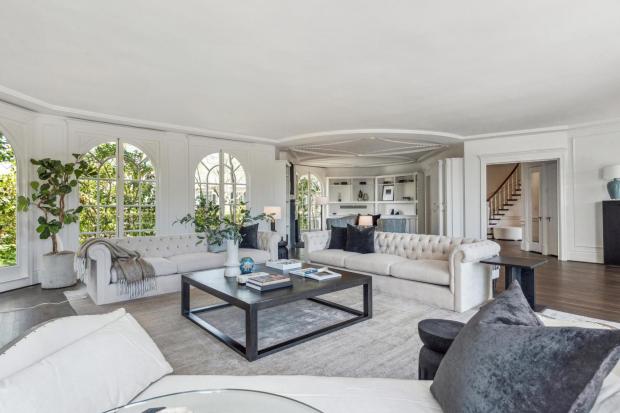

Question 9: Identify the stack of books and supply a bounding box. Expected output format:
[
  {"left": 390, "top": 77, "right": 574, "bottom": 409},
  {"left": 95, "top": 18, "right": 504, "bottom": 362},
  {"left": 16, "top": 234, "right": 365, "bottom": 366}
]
[
  {"left": 246, "top": 272, "right": 292, "bottom": 292},
  {"left": 265, "top": 259, "right": 303, "bottom": 271},
  {"left": 290, "top": 267, "right": 341, "bottom": 281}
]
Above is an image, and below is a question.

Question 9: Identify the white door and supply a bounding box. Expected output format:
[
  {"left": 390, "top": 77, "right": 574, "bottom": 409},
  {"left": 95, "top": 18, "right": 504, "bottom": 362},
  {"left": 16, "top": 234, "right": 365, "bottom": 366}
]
[
  {"left": 523, "top": 161, "right": 559, "bottom": 255},
  {"left": 542, "top": 162, "right": 559, "bottom": 256},
  {"left": 527, "top": 165, "right": 543, "bottom": 253}
]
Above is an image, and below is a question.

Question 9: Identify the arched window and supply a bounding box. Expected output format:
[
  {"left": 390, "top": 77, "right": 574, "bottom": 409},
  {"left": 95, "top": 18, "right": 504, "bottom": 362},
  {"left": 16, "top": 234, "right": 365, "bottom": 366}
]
[
  {"left": 0, "top": 133, "right": 17, "bottom": 267},
  {"left": 297, "top": 173, "right": 322, "bottom": 232},
  {"left": 79, "top": 140, "right": 157, "bottom": 241},
  {"left": 195, "top": 151, "right": 246, "bottom": 218}
]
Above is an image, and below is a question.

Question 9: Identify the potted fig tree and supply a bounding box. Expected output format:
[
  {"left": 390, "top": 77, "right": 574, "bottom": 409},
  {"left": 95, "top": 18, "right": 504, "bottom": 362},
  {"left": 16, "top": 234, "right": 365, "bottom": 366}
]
[{"left": 17, "top": 154, "right": 91, "bottom": 288}]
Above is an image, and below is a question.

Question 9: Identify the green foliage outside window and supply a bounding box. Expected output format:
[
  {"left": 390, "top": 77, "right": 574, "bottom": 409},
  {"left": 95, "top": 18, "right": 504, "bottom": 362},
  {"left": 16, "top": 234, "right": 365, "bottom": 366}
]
[
  {"left": 297, "top": 175, "right": 322, "bottom": 232},
  {"left": 0, "top": 134, "right": 17, "bottom": 266},
  {"left": 79, "top": 142, "right": 157, "bottom": 243}
]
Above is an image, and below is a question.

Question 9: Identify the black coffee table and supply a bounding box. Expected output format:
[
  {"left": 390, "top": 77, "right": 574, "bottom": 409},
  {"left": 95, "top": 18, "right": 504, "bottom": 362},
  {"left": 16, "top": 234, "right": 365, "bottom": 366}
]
[{"left": 181, "top": 264, "right": 372, "bottom": 361}]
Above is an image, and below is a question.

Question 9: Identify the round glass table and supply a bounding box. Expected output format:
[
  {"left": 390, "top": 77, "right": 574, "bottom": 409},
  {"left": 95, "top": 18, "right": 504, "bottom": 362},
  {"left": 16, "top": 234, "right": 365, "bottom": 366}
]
[{"left": 106, "top": 389, "right": 323, "bottom": 412}]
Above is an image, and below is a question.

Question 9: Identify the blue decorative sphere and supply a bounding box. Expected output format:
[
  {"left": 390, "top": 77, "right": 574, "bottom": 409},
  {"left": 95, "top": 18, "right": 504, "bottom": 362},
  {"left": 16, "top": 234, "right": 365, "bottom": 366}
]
[{"left": 239, "top": 257, "right": 255, "bottom": 274}]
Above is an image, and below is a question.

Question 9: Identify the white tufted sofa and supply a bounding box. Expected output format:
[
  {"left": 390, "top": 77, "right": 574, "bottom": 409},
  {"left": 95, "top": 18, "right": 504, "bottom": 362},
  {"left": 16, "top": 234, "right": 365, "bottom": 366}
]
[
  {"left": 85, "top": 232, "right": 280, "bottom": 305},
  {"left": 303, "top": 231, "right": 500, "bottom": 312}
]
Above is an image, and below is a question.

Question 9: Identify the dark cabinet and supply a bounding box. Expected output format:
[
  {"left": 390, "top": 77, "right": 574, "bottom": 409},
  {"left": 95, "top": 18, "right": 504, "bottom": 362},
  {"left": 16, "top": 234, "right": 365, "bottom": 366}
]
[{"left": 603, "top": 200, "right": 620, "bottom": 266}]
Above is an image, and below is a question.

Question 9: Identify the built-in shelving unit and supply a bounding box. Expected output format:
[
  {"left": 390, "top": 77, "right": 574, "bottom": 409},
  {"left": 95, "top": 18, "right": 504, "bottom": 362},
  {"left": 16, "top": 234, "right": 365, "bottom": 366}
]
[{"left": 326, "top": 173, "right": 418, "bottom": 220}]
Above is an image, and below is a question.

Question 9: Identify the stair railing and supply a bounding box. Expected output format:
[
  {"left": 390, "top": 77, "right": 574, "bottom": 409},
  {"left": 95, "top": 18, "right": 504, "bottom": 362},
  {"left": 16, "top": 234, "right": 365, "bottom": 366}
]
[{"left": 487, "top": 164, "right": 521, "bottom": 230}]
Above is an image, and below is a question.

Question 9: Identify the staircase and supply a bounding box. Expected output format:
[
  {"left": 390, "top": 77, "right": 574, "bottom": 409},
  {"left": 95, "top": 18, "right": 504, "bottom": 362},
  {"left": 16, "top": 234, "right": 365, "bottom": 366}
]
[{"left": 487, "top": 164, "right": 521, "bottom": 239}]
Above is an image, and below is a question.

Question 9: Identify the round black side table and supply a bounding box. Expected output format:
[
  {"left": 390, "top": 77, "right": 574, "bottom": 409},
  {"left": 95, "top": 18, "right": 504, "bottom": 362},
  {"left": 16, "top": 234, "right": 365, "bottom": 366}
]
[{"left": 417, "top": 319, "right": 464, "bottom": 380}]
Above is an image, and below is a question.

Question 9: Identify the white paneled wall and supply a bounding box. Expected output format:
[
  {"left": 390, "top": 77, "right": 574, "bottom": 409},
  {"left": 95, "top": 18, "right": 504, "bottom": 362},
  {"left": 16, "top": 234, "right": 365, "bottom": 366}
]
[{"left": 0, "top": 102, "right": 286, "bottom": 292}]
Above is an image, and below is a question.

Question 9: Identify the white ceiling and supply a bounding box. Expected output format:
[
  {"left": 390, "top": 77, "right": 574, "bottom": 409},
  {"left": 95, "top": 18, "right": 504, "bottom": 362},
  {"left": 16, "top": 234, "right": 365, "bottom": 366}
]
[{"left": 1, "top": 1, "right": 620, "bottom": 151}]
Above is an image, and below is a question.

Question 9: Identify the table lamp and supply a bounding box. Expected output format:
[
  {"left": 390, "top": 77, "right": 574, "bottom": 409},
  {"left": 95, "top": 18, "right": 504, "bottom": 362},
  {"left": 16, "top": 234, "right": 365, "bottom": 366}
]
[
  {"left": 358, "top": 215, "right": 373, "bottom": 227},
  {"left": 263, "top": 206, "right": 281, "bottom": 231},
  {"left": 315, "top": 196, "right": 328, "bottom": 230},
  {"left": 602, "top": 165, "right": 620, "bottom": 199}
]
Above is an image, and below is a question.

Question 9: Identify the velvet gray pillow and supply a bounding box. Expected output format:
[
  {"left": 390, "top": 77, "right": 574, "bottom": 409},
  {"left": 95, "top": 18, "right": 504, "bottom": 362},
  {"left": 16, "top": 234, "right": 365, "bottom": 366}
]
[
  {"left": 344, "top": 224, "right": 375, "bottom": 254},
  {"left": 431, "top": 281, "right": 620, "bottom": 413},
  {"left": 328, "top": 226, "right": 347, "bottom": 249}
]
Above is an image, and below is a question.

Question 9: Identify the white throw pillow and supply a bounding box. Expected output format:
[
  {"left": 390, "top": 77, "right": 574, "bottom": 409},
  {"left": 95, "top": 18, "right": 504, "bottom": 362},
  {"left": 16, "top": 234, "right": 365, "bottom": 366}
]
[
  {"left": 0, "top": 312, "right": 172, "bottom": 413},
  {"left": 0, "top": 308, "right": 127, "bottom": 380}
]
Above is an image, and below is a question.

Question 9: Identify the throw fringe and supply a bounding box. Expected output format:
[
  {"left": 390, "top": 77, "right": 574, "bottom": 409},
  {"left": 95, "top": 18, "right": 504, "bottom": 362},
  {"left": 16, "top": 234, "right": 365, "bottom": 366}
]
[
  {"left": 117, "top": 276, "right": 158, "bottom": 298},
  {"left": 74, "top": 255, "right": 89, "bottom": 284}
]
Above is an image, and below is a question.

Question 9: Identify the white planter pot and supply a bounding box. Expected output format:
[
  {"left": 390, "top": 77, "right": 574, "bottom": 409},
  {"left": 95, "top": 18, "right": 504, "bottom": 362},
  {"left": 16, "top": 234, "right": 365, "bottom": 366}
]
[
  {"left": 40, "top": 251, "right": 76, "bottom": 289},
  {"left": 224, "top": 239, "right": 240, "bottom": 267}
]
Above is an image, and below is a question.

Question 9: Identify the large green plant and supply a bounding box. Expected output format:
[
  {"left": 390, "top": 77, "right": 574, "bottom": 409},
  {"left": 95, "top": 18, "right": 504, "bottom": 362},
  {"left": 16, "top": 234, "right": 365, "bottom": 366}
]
[
  {"left": 175, "top": 196, "right": 225, "bottom": 246},
  {"left": 220, "top": 202, "right": 267, "bottom": 243},
  {"left": 17, "top": 154, "right": 91, "bottom": 254}
]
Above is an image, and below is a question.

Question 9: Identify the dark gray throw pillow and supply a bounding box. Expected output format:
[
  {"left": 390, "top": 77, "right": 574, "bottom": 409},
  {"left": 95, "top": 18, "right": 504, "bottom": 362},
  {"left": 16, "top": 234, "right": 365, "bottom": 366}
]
[
  {"left": 239, "top": 223, "right": 259, "bottom": 249},
  {"left": 344, "top": 224, "right": 375, "bottom": 254},
  {"left": 328, "top": 226, "right": 347, "bottom": 249},
  {"left": 430, "top": 281, "right": 620, "bottom": 413}
]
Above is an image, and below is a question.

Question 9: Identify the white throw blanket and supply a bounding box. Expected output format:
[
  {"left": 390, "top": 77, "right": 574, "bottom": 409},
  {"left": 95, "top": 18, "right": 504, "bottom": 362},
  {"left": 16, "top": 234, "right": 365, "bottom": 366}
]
[{"left": 75, "top": 239, "right": 157, "bottom": 298}]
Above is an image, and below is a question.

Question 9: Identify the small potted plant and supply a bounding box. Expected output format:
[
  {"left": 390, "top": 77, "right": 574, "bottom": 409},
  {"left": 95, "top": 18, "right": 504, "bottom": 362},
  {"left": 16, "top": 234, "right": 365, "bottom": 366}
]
[
  {"left": 175, "top": 195, "right": 225, "bottom": 252},
  {"left": 220, "top": 202, "right": 267, "bottom": 268},
  {"left": 17, "top": 154, "right": 91, "bottom": 288}
]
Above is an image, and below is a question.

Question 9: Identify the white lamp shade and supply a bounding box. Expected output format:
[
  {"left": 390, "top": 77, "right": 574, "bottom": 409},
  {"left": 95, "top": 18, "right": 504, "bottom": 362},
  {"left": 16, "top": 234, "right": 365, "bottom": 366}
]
[
  {"left": 602, "top": 165, "right": 620, "bottom": 180},
  {"left": 358, "top": 215, "right": 373, "bottom": 226},
  {"left": 263, "top": 206, "right": 281, "bottom": 220},
  {"left": 315, "top": 196, "right": 328, "bottom": 205}
]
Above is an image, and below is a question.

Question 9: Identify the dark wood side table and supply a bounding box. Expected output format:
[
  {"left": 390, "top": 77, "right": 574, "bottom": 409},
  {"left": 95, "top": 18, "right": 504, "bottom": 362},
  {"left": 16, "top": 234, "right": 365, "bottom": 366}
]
[{"left": 480, "top": 256, "right": 548, "bottom": 310}]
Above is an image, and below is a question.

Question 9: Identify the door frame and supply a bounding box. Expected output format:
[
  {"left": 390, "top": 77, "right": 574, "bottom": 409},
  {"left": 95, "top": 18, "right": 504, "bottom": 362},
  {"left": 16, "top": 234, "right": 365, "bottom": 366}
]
[{"left": 478, "top": 147, "right": 567, "bottom": 261}]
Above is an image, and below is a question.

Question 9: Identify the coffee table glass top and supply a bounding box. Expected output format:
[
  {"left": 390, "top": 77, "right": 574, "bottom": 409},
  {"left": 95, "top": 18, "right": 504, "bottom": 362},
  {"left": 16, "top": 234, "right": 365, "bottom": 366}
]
[
  {"left": 106, "top": 389, "right": 322, "bottom": 412},
  {"left": 184, "top": 264, "right": 370, "bottom": 306}
]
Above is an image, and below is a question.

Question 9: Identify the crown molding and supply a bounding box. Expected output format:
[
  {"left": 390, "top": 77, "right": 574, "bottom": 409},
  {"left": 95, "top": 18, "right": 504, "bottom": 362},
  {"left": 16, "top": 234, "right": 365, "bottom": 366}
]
[{"left": 0, "top": 84, "right": 276, "bottom": 145}]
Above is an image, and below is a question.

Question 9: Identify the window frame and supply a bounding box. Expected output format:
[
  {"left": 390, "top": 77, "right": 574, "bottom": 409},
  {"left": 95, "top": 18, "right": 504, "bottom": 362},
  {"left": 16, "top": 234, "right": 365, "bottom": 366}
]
[
  {"left": 79, "top": 139, "right": 158, "bottom": 239},
  {"left": 297, "top": 173, "right": 323, "bottom": 232},
  {"left": 195, "top": 150, "right": 247, "bottom": 219}
]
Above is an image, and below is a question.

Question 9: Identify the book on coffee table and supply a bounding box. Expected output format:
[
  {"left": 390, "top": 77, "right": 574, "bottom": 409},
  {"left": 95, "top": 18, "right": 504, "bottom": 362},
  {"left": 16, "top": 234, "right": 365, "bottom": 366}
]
[
  {"left": 245, "top": 273, "right": 292, "bottom": 292},
  {"left": 265, "top": 259, "right": 303, "bottom": 271},
  {"left": 290, "top": 267, "right": 341, "bottom": 281}
]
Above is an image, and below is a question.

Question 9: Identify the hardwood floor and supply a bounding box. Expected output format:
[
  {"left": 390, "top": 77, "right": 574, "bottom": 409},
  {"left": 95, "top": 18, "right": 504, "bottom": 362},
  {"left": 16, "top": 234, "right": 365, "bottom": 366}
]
[
  {"left": 495, "top": 240, "right": 620, "bottom": 322},
  {"left": 0, "top": 284, "right": 76, "bottom": 347},
  {"left": 1, "top": 242, "right": 620, "bottom": 348}
]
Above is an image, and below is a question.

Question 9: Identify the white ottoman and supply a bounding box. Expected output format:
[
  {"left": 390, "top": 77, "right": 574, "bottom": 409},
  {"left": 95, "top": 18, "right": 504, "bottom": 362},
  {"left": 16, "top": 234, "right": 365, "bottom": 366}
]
[{"left": 493, "top": 226, "right": 523, "bottom": 241}]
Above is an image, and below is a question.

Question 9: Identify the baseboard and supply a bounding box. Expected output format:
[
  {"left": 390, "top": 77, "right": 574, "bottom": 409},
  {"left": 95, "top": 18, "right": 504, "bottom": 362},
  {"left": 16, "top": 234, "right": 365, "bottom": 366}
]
[{"left": 567, "top": 247, "right": 603, "bottom": 264}]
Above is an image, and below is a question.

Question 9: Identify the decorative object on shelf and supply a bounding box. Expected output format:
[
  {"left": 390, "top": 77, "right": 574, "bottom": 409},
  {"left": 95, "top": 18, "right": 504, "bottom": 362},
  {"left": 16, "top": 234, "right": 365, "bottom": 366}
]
[
  {"left": 358, "top": 215, "right": 373, "bottom": 227},
  {"left": 390, "top": 208, "right": 395, "bottom": 215},
  {"left": 602, "top": 165, "right": 620, "bottom": 199},
  {"left": 402, "top": 196, "right": 412, "bottom": 201},
  {"left": 341, "top": 181, "right": 348, "bottom": 185},
  {"left": 239, "top": 257, "right": 255, "bottom": 274},
  {"left": 337, "top": 192, "right": 342, "bottom": 202},
  {"left": 359, "top": 181, "right": 367, "bottom": 185},
  {"left": 17, "top": 154, "right": 91, "bottom": 289},
  {"left": 357, "top": 190, "right": 364, "bottom": 201},
  {"left": 315, "top": 196, "right": 328, "bottom": 230},
  {"left": 382, "top": 185, "right": 395, "bottom": 201},
  {"left": 263, "top": 206, "right": 282, "bottom": 231},
  {"left": 362, "top": 193, "right": 369, "bottom": 201}
]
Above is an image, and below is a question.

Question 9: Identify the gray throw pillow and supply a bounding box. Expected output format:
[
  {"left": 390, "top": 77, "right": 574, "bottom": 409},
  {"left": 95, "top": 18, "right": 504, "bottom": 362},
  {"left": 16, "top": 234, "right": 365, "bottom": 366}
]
[{"left": 430, "top": 281, "right": 620, "bottom": 413}]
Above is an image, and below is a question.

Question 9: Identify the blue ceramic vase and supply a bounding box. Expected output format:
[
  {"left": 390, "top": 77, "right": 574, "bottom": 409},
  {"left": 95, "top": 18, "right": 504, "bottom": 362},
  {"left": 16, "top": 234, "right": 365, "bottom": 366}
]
[
  {"left": 607, "top": 179, "right": 620, "bottom": 200},
  {"left": 239, "top": 257, "right": 255, "bottom": 274}
]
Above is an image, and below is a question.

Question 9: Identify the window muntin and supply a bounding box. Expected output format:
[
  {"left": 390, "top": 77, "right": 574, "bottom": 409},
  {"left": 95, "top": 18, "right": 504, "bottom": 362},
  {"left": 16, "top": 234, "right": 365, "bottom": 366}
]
[
  {"left": 79, "top": 140, "right": 157, "bottom": 241},
  {"left": 195, "top": 151, "right": 246, "bottom": 218},
  {"left": 0, "top": 133, "right": 17, "bottom": 267}
]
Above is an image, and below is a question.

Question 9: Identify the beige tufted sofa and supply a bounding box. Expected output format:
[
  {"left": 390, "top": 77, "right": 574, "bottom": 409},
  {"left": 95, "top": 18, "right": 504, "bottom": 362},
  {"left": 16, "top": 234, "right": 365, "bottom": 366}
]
[
  {"left": 303, "top": 231, "right": 500, "bottom": 312},
  {"left": 85, "top": 233, "right": 280, "bottom": 305}
]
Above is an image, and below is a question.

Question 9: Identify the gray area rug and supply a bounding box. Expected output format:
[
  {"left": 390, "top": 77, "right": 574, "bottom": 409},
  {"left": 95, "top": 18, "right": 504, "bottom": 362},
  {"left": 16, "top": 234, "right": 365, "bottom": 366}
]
[{"left": 69, "top": 285, "right": 476, "bottom": 379}]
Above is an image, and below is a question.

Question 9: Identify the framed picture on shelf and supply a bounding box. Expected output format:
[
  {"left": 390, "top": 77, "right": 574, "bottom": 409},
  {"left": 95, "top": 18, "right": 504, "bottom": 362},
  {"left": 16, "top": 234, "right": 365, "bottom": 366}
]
[{"left": 382, "top": 185, "right": 394, "bottom": 201}]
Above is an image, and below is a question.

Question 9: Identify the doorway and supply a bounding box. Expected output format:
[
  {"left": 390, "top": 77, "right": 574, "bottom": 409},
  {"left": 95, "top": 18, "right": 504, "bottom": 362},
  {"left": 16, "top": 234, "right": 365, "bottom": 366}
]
[
  {"left": 485, "top": 160, "right": 559, "bottom": 257},
  {"left": 522, "top": 161, "right": 559, "bottom": 256}
]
